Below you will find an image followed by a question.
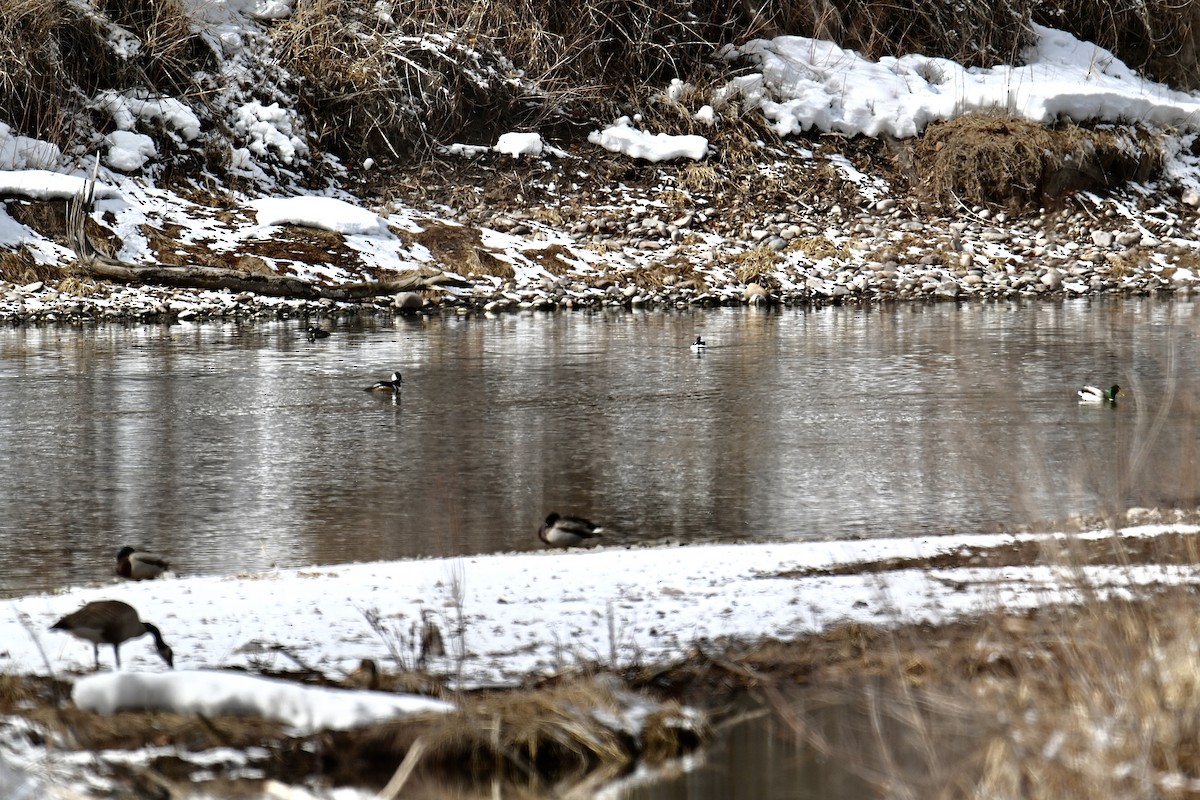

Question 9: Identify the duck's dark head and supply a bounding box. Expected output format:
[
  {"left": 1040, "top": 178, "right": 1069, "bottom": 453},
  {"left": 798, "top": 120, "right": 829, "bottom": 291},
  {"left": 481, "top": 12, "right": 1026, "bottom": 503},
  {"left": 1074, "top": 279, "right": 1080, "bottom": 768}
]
[
  {"left": 116, "top": 546, "right": 135, "bottom": 562},
  {"left": 544, "top": 512, "right": 561, "bottom": 526}
]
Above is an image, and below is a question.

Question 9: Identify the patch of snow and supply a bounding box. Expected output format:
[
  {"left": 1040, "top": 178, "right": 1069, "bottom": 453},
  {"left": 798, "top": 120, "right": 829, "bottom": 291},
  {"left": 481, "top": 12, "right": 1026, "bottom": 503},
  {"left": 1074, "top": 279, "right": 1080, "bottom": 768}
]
[
  {"left": 718, "top": 25, "right": 1200, "bottom": 139},
  {"left": 0, "top": 123, "right": 61, "bottom": 171},
  {"left": 73, "top": 671, "right": 452, "bottom": 734},
  {"left": 105, "top": 131, "right": 157, "bottom": 172},
  {"left": 231, "top": 102, "right": 308, "bottom": 165},
  {"left": 442, "top": 142, "right": 492, "bottom": 158},
  {"left": 250, "top": 196, "right": 386, "bottom": 235},
  {"left": 0, "top": 170, "right": 117, "bottom": 201},
  {"left": 495, "top": 132, "right": 544, "bottom": 157},
  {"left": 93, "top": 90, "right": 202, "bottom": 143},
  {"left": 588, "top": 117, "right": 709, "bottom": 162}
]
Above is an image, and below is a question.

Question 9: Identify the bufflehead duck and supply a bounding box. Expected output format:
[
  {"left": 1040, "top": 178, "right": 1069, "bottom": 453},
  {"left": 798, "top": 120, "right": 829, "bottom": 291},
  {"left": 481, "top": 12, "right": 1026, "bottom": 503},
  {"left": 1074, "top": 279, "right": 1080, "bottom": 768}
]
[
  {"left": 116, "top": 546, "right": 170, "bottom": 581},
  {"left": 538, "top": 512, "right": 604, "bottom": 548},
  {"left": 690, "top": 336, "right": 706, "bottom": 352},
  {"left": 1078, "top": 384, "right": 1121, "bottom": 404},
  {"left": 307, "top": 325, "right": 331, "bottom": 339},
  {"left": 50, "top": 600, "right": 174, "bottom": 670},
  {"left": 364, "top": 372, "right": 403, "bottom": 392}
]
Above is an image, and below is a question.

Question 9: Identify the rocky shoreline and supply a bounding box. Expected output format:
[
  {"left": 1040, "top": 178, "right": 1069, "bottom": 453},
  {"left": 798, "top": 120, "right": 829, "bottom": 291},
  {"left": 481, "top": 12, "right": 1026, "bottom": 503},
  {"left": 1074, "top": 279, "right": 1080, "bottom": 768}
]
[{"left": 4, "top": 150, "right": 1198, "bottom": 323}]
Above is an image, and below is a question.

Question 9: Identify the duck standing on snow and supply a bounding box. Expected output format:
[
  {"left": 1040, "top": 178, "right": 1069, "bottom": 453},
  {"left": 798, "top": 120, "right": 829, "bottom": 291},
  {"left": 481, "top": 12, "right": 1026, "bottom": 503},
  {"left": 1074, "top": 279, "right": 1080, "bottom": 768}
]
[
  {"left": 1078, "top": 384, "right": 1122, "bottom": 404},
  {"left": 690, "top": 336, "right": 707, "bottom": 352},
  {"left": 538, "top": 512, "right": 604, "bottom": 548},
  {"left": 345, "top": 657, "right": 381, "bottom": 690},
  {"left": 50, "top": 600, "right": 175, "bottom": 670},
  {"left": 419, "top": 608, "right": 445, "bottom": 669},
  {"left": 364, "top": 371, "right": 403, "bottom": 393},
  {"left": 116, "top": 546, "right": 170, "bottom": 581}
]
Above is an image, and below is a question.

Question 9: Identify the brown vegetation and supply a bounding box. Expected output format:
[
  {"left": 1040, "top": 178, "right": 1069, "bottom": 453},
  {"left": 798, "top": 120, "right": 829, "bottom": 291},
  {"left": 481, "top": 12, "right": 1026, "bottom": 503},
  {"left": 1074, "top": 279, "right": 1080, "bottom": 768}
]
[
  {"left": 913, "top": 113, "right": 1164, "bottom": 210},
  {"left": 0, "top": 0, "right": 1194, "bottom": 168}
]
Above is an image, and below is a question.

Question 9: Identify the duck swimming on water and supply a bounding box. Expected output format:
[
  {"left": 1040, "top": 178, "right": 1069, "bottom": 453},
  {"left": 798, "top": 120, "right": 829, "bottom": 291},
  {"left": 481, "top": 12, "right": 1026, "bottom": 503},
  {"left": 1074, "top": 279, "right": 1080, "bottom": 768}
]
[
  {"left": 364, "top": 372, "right": 403, "bottom": 392},
  {"left": 1078, "top": 384, "right": 1121, "bottom": 404}
]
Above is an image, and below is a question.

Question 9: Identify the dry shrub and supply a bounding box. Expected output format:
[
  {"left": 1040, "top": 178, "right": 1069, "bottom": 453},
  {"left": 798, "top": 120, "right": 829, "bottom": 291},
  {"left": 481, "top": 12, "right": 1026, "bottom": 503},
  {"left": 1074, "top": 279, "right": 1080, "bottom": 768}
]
[
  {"left": 272, "top": 0, "right": 727, "bottom": 158},
  {"left": 0, "top": 0, "right": 209, "bottom": 148},
  {"left": 914, "top": 112, "right": 1162, "bottom": 211},
  {"left": 273, "top": 0, "right": 534, "bottom": 157},
  {"left": 758, "top": 0, "right": 1035, "bottom": 67}
]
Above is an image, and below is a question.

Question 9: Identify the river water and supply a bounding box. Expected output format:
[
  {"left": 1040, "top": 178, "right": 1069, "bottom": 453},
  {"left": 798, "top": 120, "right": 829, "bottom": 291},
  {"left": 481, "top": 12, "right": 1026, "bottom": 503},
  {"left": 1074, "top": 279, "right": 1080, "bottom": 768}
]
[{"left": 0, "top": 297, "right": 1197, "bottom": 599}]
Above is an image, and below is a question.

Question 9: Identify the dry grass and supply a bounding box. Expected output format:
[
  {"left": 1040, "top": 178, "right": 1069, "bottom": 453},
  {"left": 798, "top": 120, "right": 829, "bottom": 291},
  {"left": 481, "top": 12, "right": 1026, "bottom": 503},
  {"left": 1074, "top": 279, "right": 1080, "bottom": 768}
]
[
  {"left": 0, "top": 0, "right": 1192, "bottom": 182},
  {"left": 411, "top": 221, "right": 514, "bottom": 279},
  {"left": 0, "top": 669, "right": 706, "bottom": 796},
  {"left": 914, "top": 112, "right": 1163, "bottom": 210},
  {"left": 732, "top": 245, "right": 780, "bottom": 285},
  {"left": 331, "top": 676, "right": 709, "bottom": 793},
  {"left": 964, "top": 591, "right": 1200, "bottom": 799},
  {"left": 737, "top": 521, "right": 1200, "bottom": 800}
]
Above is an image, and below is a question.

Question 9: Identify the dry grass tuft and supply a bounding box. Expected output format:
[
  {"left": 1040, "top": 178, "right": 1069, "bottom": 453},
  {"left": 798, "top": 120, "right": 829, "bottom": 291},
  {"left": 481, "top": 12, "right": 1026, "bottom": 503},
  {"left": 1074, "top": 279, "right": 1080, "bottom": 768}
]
[
  {"left": 412, "top": 221, "right": 514, "bottom": 279},
  {"left": 914, "top": 113, "right": 1163, "bottom": 211},
  {"left": 326, "top": 675, "right": 709, "bottom": 792},
  {"left": 0, "top": 246, "right": 63, "bottom": 284},
  {"left": 732, "top": 245, "right": 779, "bottom": 286}
]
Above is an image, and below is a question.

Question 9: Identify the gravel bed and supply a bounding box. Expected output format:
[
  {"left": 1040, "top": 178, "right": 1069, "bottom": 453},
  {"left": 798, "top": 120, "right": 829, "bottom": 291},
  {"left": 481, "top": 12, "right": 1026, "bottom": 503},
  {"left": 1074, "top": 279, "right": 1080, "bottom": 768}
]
[{"left": 2, "top": 187, "right": 1196, "bottom": 323}]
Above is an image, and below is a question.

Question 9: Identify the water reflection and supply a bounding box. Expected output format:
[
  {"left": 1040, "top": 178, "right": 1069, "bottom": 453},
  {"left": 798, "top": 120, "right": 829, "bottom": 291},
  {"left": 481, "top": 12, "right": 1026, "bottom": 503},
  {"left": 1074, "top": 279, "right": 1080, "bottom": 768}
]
[
  {"left": 0, "top": 297, "right": 1197, "bottom": 596},
  {"left": 612, "top": 699, "right": 872, "bottom": 800}
]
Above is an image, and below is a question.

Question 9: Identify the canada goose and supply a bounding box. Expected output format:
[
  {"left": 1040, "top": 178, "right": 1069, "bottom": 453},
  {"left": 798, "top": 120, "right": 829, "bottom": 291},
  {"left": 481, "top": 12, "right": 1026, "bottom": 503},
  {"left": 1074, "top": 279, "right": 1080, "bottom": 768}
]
[
  {"left": 419, "top": 609, "right": 445, "bottom": 669},
  {"left": 690, "top": 336, "right": 706, "bottom": 352},
  {"left": 307, "top": 325, "right": 331, "bottom": 340},
  {"left": 50, "top": 600, "right": 174, "bottom": 670},
  {"left": 115, "top": 546, "right": 170, "bottom": 581},
  {"left": 1079, "top": 384, "right": 1121, "bottom": 404},
  {"left": 364, "top": 371, "right": 403, "bottom": 392},
  {"left": 538, "top": 512, "right": 604, "bottom": 548}
]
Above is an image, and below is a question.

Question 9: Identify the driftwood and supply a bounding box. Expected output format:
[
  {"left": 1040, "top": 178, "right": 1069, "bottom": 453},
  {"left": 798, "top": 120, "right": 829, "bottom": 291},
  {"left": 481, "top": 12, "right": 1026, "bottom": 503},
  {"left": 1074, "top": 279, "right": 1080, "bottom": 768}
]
[
  {"left": 70, "top": 258, "right": 464, "bottom": 300},
  {"left": 65, "top": 166, "right": 465, "bottom": 301}
]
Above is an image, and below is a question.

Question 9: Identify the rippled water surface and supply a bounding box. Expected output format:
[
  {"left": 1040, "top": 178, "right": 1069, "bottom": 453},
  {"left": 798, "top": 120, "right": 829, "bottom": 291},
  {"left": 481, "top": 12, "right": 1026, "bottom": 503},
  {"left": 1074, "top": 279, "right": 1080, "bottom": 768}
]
[{"left": 1, "top": 298, "right": 1198, "bottom": 597}]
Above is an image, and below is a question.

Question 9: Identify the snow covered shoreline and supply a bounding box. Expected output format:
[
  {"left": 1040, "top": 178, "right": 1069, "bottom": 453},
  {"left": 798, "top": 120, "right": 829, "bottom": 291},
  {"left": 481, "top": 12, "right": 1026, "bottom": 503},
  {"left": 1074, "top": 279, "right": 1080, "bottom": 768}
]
[{"left": 6, "top": 520, "right": 1199, "bottom": 687}]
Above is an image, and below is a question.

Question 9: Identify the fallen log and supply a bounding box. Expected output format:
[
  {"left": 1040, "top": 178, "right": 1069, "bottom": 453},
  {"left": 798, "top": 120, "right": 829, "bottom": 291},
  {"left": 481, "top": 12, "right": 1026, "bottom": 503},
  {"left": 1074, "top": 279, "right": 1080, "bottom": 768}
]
[{"left": 65, "top": 165, "right": 466, "bottom": 301}]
